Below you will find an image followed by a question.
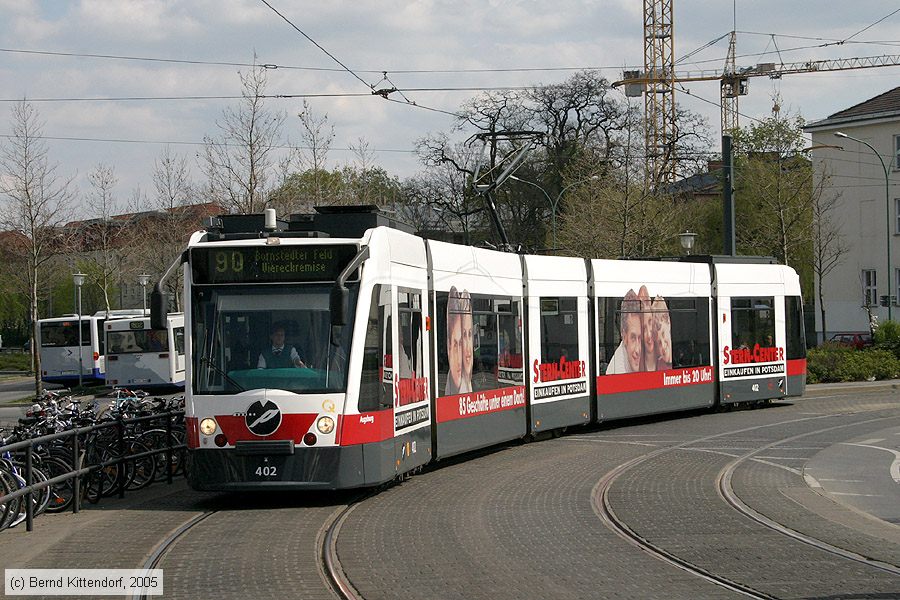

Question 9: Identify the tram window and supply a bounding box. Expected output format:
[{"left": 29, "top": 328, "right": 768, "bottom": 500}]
[
  {"left": 731, "top": 297, "right": 776, "bottom": 349},
  {"left": 360, "top": 285, "right": 389, "bottom": 412},
  {"left": 192, "top": 285, "right": 358, "bottom": 394},
  {"left": 437, "top": 290, "right": 520, "bottom": 396},
  {"left": 601, "top": 294, "right": 709, "bottom": 374},
  {"left": 785, "top": 296, "right": 806, "bottom": 360},
  {"left": 397, "top": 289, "right": 424, "bottom": 406},
  {"left": 497, "top": 306, "right": 522, "bottom": 370},
  {"left": 540, "top": 297, "right": 580, "bottom": 365}
]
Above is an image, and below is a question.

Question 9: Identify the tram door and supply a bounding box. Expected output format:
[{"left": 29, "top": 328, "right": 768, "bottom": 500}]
[
  {"left": 718, "top": 293, "right": 787, "bottom": 404},
  {"left": 390, "top": 286, "right": 431, "bottom": 473}
]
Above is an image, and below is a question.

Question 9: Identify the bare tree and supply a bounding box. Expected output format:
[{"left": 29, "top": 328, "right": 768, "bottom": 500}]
[
  {"left": 81, "top": 163, "right": 126, "bottom": 315},
  {"left": 142, "top": 146, "right": 196, "bottom": 309},
  {"left": 297, "top": 99, "right": 335, "bottom": 205},
  {"left": 557, "top": 177, "right": 677, "bottom": 259},
  {"left": 0, "top": 100, "right": 75, "bottom": 395},
  {"left": 811, "top": 168, "right": 848, "bottom": 341},
  {"left": 202, "top": 61, "right": 287, "bottom": 214},
  {"left": 415, "top": 134, "right": 484, "bottom": 243}
]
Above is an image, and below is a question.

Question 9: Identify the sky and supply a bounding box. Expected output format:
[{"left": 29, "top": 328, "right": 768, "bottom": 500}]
[{"left": 2, "top": 0, "right": 899, "bottom": 217}]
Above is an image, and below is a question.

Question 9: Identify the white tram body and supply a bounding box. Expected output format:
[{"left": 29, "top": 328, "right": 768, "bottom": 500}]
[
  {"left": 38, "top": 310, "right": 147, "bottom": 386},
  {"left": 164, "top": 208, "right": 806, "bottom": 491},
  {"left": 104, "top": 313, "right": 186, "bottom": 389}
]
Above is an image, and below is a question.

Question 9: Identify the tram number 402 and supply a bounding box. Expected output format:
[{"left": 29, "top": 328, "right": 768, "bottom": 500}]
[{"left": 254, "top": 466, "right": 278, "bottom": 477}]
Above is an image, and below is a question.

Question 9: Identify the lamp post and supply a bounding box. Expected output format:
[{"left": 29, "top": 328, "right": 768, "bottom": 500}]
[
  {"left": 73, "top": 273, "right": 86, "bottom": 389},
  {"left": 138, "top": 274, "right": 150, "bottom": 313},
  {"left": 679, "top": 231, "right": 697, "bottom": 255},
  {"left": 509, "top": 175, "right": 599, "bottom": 251},
  {"left": 835, "top": 131, "right": 893, "bottom": 321}
]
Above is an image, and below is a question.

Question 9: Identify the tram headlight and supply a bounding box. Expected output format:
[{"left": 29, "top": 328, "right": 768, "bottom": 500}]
[
  {"left": 199, "top": 418, "right": 218, "bottom": 436},
  {"left": 316, "top": 416, "right": 335, "bottom": 435}
]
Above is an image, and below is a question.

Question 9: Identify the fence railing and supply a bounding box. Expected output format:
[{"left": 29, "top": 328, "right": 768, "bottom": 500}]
[{"left": 0, "top": 410, "right": 185, "bottom": 532}]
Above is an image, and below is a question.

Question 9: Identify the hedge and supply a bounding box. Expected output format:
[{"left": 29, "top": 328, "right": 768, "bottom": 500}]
[
  {"left": 0, "top": 352, "right": 31, "bottom": 372},
  {"left": 806, "top": 344, "right": 900, "bottom": 384}
]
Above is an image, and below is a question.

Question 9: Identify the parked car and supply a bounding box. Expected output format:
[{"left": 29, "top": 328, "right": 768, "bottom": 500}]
[{"left": 828, "top": 332, "right": 873, "bottom": 350}]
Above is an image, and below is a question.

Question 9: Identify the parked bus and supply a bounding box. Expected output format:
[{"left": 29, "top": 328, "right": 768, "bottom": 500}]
[
  {"left": 105, "top": 313, "right": 186, "bottom": 389},
  {"left": 38, "top": 310, "right": 146, "bottom": 386},
  {"left": 150, "top": 207, "right": 806, "bottom": 491}
]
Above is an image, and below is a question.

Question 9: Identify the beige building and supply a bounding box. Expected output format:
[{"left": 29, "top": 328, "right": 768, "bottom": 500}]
[{"left": 805, "top": 87, "right": 900, "bottom": 340}]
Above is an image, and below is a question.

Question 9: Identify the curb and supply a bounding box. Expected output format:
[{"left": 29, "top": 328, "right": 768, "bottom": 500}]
[{"left": 806, "top": 379, "right": 900, "bottom": 393}]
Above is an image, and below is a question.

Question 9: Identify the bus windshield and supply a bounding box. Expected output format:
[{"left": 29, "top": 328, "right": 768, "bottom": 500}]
[{"left": 191, "top": 284, "right": 358, "bottom": 395}]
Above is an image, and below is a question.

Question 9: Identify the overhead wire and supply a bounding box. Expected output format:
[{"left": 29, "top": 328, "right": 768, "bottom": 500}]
[
  {"left": 840, "top": 7, "right": 900, "bottom": 44},
  {"left": 0, "top": 47, "right": 639, "bottom": 74},
  {"left": 256, "top": 0, "right": 372, "bottom": 90},
  {"left": 0, "top": 132, "right": 418, "bottom": 153},
  {"left": 257, "top": 0, "right": 465, "bottom": 120},
  {"left": 0, "top": 86, "right": 542, "bottom": 103}
]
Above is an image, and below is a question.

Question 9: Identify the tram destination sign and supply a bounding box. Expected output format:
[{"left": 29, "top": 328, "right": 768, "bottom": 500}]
[{"left": 192, "top": 244, "right": 359, "bottom": 284}]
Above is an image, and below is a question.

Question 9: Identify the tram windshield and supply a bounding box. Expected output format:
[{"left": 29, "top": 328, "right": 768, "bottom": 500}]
[{"left": 191, "top": 284, "right": 358, "bottom": 394}]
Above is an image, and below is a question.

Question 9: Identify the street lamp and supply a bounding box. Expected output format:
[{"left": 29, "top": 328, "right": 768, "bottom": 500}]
[
  {"left": 508, "top": 175, "right": 599, "bottom": 251},
  {"left": 679, "top": 231, "right": 697, "bottom": 255},
  {"left": 835, "top": 131, "right": 893, "bottom": 321},
  {"left": 138, "top": 274, "right": 151, "bottom": 313},
  {"left": 72, "top": 272, "right": 86, "bottom": 389}
]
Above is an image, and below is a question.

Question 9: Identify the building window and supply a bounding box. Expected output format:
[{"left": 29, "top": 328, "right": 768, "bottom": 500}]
[
  {"left": 896, "top": 198, "right": 900, "bottom": 234},
  {"left": 895, "top": 268, "right": 900, "bottom": 306},
  {"left": 862, "top": 269, "right": 877, "bottom": 307},
  {"left": 895, "top": 135, "right": 900, "bottom": 171}
]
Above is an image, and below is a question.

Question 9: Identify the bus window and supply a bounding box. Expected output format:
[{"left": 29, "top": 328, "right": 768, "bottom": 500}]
[
  {"left": 96, "top": 319, "right": 106, "bottom": 355},
  {"left": 40, "top": 321, "right": 90, "bottom": 347},
  {"left": 174, "top": 327, "right": 185, "bottom": 354}
]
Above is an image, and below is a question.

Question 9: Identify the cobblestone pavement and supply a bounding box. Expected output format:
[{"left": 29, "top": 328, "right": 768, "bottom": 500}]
[
  {"left": 2, "top": 386, "right": 899, "bottom": 600},
  {"left": 1, "top": 481, "right": 354, "bottom": 600},
  {"left": 337, "top": 390, "right": 900, "bottom": 600}
]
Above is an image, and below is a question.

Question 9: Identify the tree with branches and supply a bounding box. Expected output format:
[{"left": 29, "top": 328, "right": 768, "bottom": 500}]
[
  {"left": 0, "top": 100, "right": 76, "bottom": 394},
  {"left": 202, "top": 61, "right": 289, "bottom": 214},
  {"left": 79, "top": 163, "right": 128, "bottom": 315}
]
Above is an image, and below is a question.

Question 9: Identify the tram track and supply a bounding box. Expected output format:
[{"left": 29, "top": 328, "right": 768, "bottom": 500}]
[
  {"left": 131, "top": 510, "right": 218, "bottom": 600},
  {"left": 716, "top": 414, "right": 900, "bottom": 576},
  {"left": 591, "top": 409, "right": 900, "bottom": 598},
  {"left": 320, "top": 496, "right": 367, "bottom": 600}
]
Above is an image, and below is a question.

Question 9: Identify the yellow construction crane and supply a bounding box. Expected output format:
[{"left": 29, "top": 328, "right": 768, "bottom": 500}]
[{"left": 618, "top": 2, "right": 900, "bottom": 184}]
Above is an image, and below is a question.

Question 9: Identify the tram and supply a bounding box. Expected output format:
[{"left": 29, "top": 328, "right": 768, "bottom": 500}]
[
  {"left": 150, "top": 206, "right": 806, "bottom": 491},
  {"left": 38, "top": 310, "right": 147, "bottom": 386},
  {"left": 105, "top": 313, "right": 186, "bottom": 389}
]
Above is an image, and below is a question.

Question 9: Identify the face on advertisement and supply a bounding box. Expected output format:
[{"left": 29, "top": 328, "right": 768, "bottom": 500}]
[
  {"left": 461, "top": 300, "right": 474, "bottom": 380},
  {"left": 653, "top": 297, "right": 672, "bottom": 365},
  {"left": 639, "top": 286, "right": 656, "bottom": 371},
  {"left": 447, "top": 315, "right": 463, "bottom": 391},
  {"left": 622, "top": 312, "right": 643, "bottom": 372}
]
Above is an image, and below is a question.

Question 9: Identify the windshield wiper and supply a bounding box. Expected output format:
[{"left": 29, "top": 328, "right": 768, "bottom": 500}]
[{"left": 200, "top": 357, "right": 245, "bottom": 392}]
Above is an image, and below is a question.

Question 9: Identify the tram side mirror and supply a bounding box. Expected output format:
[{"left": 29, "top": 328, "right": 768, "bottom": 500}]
[
  {"left": 150, "top": 289, "right": 169, "bottom": 331},
  {"left": 330, "top": 286, "right": 349, "bottom": 327}
]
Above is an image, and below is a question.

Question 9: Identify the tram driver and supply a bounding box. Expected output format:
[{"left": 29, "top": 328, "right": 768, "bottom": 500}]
[{"left": 257, "top": 323, "right": 306, "bottom": 369}]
